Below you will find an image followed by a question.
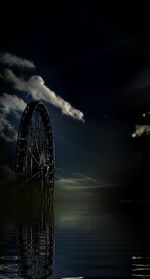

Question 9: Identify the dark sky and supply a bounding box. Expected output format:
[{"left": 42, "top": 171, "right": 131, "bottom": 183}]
[{"left": 1, "top": 3, "right": 150, "bottom": 191}]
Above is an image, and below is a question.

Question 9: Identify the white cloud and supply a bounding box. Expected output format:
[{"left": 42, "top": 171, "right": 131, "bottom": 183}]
[
  {"left": 0, "top": 52, "right": 35, "bottom": 69},
  {"left": 0, "top": 93, "right": 27, "bottom": 142},
  {"left": 56, "top": 173, "right": 97, "bottom": 187},
  {"left": 0, "top": 113, "right": 17, "bottom": 142},
  {"left": 3, "top": 69, "right": 84, "bottom": 122},
  {"left": 0, "top": 54, "right": 84, "bottom": 142},
  {"left": 132, "top": 124, "right": 150, "bottom": 137},
  {"left": 0, "top": 93, "right": 26, "bottom": 113}
]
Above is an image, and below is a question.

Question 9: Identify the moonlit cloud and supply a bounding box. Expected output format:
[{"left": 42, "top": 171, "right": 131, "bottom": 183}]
[
  {"left": 0, "top": 93, "right": 27, "bottom": 142},
  {"left": 0, "top": 113, "right": 17, "bottom": 142},
  {"left": 0, "top": 53, "right": 84, "bottom": 142},
  {"left": 56, "top": 173, "right": 97, "bottom": 187},
  {"left": 132, "top": 124, "right": 150, "bottom": 137},
  {"left": 3, "top": 69, "right": 84, "bottom": 122},
  {"left": 0, "top": 93, "right": 26, "bottom": 113},
  {"left": 0, "top": 52, "right": 35, "bottom": 69}
]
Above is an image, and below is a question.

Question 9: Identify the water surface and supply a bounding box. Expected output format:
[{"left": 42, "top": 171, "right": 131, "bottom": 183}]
[{"left": 0, "top": 184, "right": 149, "bottom": 278}]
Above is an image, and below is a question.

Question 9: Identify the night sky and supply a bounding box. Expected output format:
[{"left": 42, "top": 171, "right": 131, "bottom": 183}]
[{"left": 1, "top": 3, "right": 150, "bottom": 197}]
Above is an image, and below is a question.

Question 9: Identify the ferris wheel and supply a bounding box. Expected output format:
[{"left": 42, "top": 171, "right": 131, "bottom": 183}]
[{"left": 16, "top": 102, "right": 54, "bottom": 187}]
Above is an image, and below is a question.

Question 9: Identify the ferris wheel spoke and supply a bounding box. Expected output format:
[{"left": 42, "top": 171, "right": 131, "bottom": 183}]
[
  {"left": 35, "top": 136, "right": 41, "bottom": 159},
  {"left": 30, "top": 121, "right": 41, "bottom": 159},
  {"left": 25, "top": 171, "right": 41, "bottom": 183},
  {"left": 27, "top": 146, "right": 40, "bottom": 167},
  {"left": 40, "top": 141, "right": 46, "bottom": 155}
]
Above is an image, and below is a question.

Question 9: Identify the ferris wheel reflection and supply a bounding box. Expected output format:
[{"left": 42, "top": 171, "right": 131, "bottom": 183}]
[{"left": 16, "top": 182, "right": 54, "bottom": 279}]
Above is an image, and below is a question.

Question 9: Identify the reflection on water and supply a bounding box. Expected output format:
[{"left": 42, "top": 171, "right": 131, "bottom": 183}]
[
  {"left": 0, "top": 180, "right": 54, "bottom": 279},
  {"left": 132, "top": 256, "right": 150, "bottom": 278},
  {"left": 0, "top": 182, "right": 150, "bottom": 278},
  {"left": 16, "top": 197, "right": 54, "bottom": 278}
]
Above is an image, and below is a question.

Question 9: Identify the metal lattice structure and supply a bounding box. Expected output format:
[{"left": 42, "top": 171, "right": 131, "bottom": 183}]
[{"left": 16, "top": 102, "right": 54, "bottom": 186}]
